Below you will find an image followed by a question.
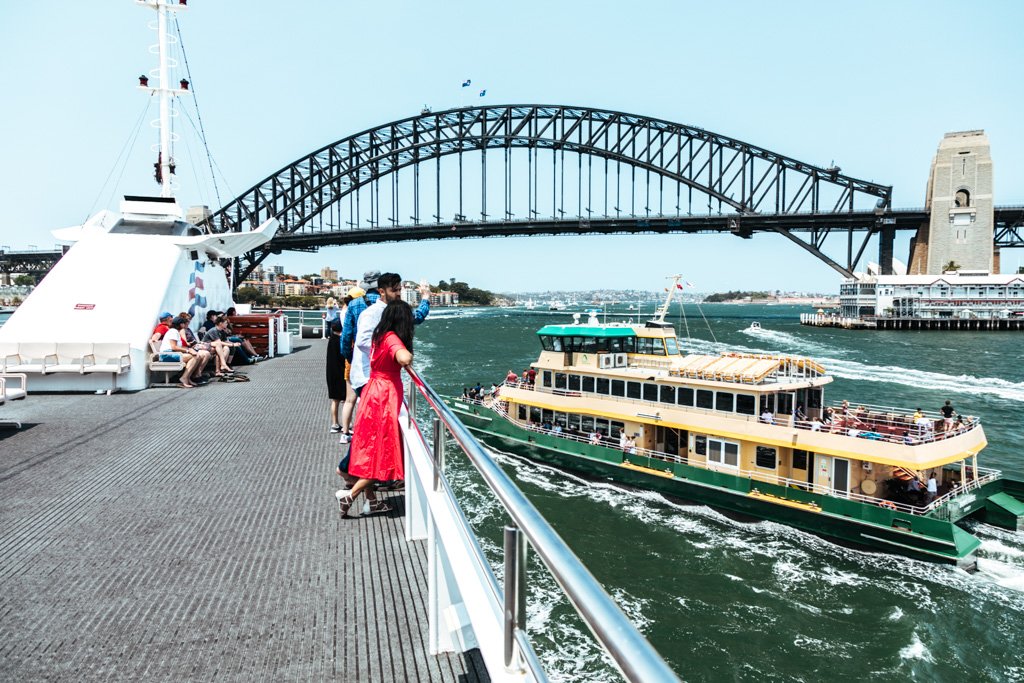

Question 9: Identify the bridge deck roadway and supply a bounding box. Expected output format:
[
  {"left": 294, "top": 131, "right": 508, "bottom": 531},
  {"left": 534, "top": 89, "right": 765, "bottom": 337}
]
[{"left": 0, "top": 342, "right": 488, "bottom": 682}]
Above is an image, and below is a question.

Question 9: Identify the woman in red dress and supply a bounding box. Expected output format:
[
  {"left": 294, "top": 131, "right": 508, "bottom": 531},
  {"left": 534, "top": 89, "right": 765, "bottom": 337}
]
[{"left": 338, "top": 301, "right": 414, "bottom": 517}]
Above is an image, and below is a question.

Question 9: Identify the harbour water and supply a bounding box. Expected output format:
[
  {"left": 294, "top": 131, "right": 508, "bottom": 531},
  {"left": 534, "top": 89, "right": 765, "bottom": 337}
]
[{"left": 416, "top": 303, "right": 1024, "bottom": 682}]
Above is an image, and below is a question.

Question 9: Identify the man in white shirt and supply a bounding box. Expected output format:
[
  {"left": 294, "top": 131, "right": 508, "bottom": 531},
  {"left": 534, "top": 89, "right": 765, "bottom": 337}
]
[{"left": 925, "top": 474, "right": 938, "bottom": 504}]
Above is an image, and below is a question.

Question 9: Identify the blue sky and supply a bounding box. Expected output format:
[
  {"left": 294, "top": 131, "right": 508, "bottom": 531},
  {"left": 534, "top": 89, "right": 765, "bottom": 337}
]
[{"left": 1, "top": 1, "right": 1022, "bottom": 292}]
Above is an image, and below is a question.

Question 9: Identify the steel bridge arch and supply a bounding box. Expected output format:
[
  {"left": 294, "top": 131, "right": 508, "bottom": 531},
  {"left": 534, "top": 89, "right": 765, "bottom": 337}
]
[{"left": 200, "top": 105, "right": 893, "bottom": 279}]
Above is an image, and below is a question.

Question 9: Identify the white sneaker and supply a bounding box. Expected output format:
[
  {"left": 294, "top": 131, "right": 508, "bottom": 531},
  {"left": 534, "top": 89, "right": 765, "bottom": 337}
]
[
  {"left": 335, "top": 488, "right": 350, "bottom": 501},
  {"left": 362, "top": 501, "right": 371, "bottom": 515},
  {"left": 330, "top": 424, "right": 342, "bottom": 433},
  {"left": 339, "top": 433, "right": 351, "bottom": 444}
]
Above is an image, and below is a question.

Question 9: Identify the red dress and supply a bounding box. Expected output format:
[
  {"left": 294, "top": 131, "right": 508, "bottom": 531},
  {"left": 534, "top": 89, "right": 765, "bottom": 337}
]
[{"left": 348, "top": 332, "right": 406, "bottom": 481}]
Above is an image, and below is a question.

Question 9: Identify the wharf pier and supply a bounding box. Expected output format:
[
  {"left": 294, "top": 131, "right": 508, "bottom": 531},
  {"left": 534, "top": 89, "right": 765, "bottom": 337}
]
[
  {"left": 0, "top": 343, "right": 487, "bottom": 681},
  {"left": 800, "top": 313, "right": 1024, "bottom": 331}
]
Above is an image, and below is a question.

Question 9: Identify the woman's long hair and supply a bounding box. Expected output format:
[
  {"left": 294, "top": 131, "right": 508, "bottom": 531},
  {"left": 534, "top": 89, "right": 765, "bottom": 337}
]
[{"left": 373, "top": 300, "right": 414, "bottom": 352}]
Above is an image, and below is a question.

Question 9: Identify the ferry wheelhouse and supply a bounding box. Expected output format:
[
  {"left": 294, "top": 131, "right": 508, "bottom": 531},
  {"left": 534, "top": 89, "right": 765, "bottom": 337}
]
[{"left": 450, "top": 282, "right": 1023, "bottom": 567}]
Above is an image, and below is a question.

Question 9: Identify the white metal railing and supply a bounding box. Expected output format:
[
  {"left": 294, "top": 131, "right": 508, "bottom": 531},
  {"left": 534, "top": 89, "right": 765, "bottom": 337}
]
[
  {"left": 404, "top": 369, "right": 680, "bottom": 683},
  {"left": 493, "top": 380, "right": 982, "bottom": 448},
  {"left": 463, "top": 395, "right": 1000, "bottom": 517}
]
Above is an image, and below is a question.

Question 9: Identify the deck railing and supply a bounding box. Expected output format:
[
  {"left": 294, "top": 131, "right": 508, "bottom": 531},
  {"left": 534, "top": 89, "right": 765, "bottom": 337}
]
[
  {"left": 464, "top": 395, "right": 1000, "bottom": 517},
  {"left": 491, "top": 380, "right": 981, "bottom": 447},
  {"left": 403, "top": 368, "right": 680, "bottom": 683}
]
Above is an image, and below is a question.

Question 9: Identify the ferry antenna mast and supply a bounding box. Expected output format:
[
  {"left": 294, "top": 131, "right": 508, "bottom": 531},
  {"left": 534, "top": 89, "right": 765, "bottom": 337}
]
[{"left": 138, "top": 0, "right": 188, "bottom": 198}]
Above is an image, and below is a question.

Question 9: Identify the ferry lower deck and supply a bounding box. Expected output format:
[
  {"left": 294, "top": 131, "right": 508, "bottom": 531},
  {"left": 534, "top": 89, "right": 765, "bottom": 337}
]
[{"left": 0, "top": 344, "right": 487, "bottom": 681}]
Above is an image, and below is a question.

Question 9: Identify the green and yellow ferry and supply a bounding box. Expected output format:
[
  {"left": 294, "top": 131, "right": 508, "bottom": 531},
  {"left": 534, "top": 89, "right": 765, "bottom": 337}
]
[{"left": 449, "top": 280, "right": 1023, "bottom": 568}]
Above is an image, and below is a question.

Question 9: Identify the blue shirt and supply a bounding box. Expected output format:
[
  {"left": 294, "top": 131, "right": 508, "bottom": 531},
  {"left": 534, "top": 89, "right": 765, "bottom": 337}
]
[{"left": 340, "top": 291, "right": 379, "bottom": 362}]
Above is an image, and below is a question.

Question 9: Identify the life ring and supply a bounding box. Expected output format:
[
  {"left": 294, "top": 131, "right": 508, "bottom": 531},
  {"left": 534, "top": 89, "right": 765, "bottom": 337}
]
[{"left": 879, "top": 501, "right": 897, "bottom": 510}]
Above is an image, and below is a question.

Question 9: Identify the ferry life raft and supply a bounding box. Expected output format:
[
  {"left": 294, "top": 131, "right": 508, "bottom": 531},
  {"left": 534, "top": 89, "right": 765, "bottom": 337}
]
[{"left": 446, "top": 294, "right": 1023, "bottom": 568}]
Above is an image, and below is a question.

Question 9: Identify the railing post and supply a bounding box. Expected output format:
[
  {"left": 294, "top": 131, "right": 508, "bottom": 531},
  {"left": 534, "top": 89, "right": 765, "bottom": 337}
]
[
  {"left": 432, "top": 417, "right": 445, "bottom": 491},
  {"left": 503, "top": 524, "right": 527, "bottom": 673},
  {"left": 407, "top": 385, "right": 416, "bottom": 428}
]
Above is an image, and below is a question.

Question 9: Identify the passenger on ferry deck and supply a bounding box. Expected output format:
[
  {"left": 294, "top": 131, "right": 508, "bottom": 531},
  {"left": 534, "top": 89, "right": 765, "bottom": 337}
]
[
  {"left": 940, "top": 400, "right": 957, "bottom": 432},
  {"left": 926, "top": 473, "right": 938, "bottom": 504},
  {"left": 337, "top": 273, "right": 428, "bottom": 483},
  {"left": 151, "top": 312, "right": 173, "bottom": 343},
  {"left": 618, "top": 429, "right": 628, "bottom": 451},
  {"left": 337, "top": 288, "right": 365, "bottom": 442},
  {"left": 178, "top": 312, "right": 213, "bottom": 380},
  {"left": 199, "top": 309, "right": 218, "bottom": 334},
  {"left": 908, "top": 477, "right": 923, "bottom": 504},
  {"left": 325, "top": 320, "right": 346, "bottom": 433},
  {"left": 760, "top": 409, "right": 775, "bottom": 425},
  {"left": 823, "top": 407, "right": 835, "bottom": 425},
  {"left": 525, "top": 367, "right": 536, "bottom": 384},
  {"left": 506, "top": 369, "right": 519, "bottom": 384},
  {"left": 337, "top": 300, "right": 416, "bottom": 517},
  {"left": 808, "top": 417, "right": 823, "bottom": 432},
  {"left": 795, "top": 403, "right": 807, "bottom": 421},
  {"left": 589, "top": 430, "right": 602, "bottom": 446},
  {"left": 626, "top": 435, "right": 638, "bottom": 455},
  {"left": 203, "top": 315, "right": 240, "bottom": 375},
  {"left": 160, "top": 316, "right": 200, "bottom": 388},
  {"left": 224, "top": 307, "right": 262, "bottom": 363}
]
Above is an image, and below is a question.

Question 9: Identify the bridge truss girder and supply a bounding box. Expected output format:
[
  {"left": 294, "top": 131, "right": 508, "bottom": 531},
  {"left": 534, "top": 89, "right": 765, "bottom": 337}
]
[{"left": 200, "top": 105, "right": 895, "bottom": 281}]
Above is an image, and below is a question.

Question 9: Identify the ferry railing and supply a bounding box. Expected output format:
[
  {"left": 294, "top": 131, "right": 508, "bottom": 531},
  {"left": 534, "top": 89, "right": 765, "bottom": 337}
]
[
  {"left": 466, "top": 395, "right": 1002, "bottom": 518},
  {"left": 404, "top": 367, "right": 681, "bottom": 683},
  {"left": 499, "top": 380, "right": 979, "bottom": 447}
]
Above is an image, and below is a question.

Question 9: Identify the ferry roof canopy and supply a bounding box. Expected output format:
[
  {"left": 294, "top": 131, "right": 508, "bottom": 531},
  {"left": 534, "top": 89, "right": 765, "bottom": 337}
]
[{"left": 537, "top": 325, "right": 635, "bottom": 338}]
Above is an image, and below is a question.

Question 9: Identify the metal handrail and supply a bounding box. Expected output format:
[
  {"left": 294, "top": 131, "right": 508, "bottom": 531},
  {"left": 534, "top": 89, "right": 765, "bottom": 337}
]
[{"left": 405, "top": 367, "right": 681, "bottom": 683}]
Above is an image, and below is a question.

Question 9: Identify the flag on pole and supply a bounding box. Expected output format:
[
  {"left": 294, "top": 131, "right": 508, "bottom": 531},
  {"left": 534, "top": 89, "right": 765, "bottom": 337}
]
[
  {"left": 685, "top": 281, "right": 695, "bottom": 288},
  {"left": 675, "top": 283, "right": 684, "bottom": 290},
  {"left": 479, "top": 89, "right": 487, "bottom": 97},
  {"left": 461, "top": 79, "right": 471, "bottom": 87}
]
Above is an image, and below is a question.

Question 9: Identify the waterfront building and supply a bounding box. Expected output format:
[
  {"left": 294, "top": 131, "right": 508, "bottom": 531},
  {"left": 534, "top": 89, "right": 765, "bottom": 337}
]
[
  {"left": 840, "top": 271, "right": 1024, "bottom": 321},
  {"left": 320, "top": 266, "right": 338, "bottom": 280}
]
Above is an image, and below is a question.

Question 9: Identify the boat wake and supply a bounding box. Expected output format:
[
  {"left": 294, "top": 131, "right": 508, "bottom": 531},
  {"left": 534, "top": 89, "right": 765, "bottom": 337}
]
[{"left": 739, "top": 324, "right": 836, "bottom": 355}]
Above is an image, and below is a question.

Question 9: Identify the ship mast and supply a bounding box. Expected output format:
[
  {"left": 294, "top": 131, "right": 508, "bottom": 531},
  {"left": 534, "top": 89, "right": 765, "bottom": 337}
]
[
  {"left": 652, "top": 274, "right": 683, "bottom": 323},
  {"left": 138, "top": 0, "right": 188, "bottom": 198}
]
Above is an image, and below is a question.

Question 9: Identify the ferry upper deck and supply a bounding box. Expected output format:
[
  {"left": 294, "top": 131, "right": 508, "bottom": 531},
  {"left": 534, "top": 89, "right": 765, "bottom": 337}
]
[{"left": 0, "top": 344, "right": 487, "bottom": 681}]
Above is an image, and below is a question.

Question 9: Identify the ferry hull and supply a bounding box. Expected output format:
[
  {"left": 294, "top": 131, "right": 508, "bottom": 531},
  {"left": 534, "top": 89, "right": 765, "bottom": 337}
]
[{"left": 450, "top": 400, "right": 989, "bottom": 567}]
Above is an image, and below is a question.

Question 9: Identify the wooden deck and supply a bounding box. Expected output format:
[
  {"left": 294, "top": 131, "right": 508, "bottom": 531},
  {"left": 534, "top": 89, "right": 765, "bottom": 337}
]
[{"left": 0, "top": 341, "right": 488, "bottom": 682}]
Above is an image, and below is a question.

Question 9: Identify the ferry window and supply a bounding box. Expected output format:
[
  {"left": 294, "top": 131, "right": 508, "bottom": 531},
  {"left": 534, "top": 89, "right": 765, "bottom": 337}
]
[
  {"left": 540, "top": 336, "right": 553, "bottom": 351},
  {"left": 609, "top": 338, "right": 623, "bottom": 352},
  {"left": 572, "top": 336, "right": 585, "bottom": 351},
  {"left": 760, "top": 394, "right": 775, "bottom": 414},
  {"left": 695, "top": 435, "right": 707, "bottom": 455},
  {"left": 736, "top": 394, "right": 756, "bottom": 415},
  {"left": 596, "top": 418, "right": 609, "bottom": 434},
  {"left": 518, "top": 405, "right": 527, "bottom": 420},
  {"left": 595, "top": 338, "right": 610, "bottom": 352},
  {"left": 708, "top": 439, "right": 722, "bottom": 463},
  {"left": 807, "top": 388, "right": 822, "bottom": 409},
  {"left": 596, "top": 377, "right": 610, "bottom": 394},
  {"left": 568, "top": 414, "right": 581, "bottom": 430},
  {"left": 624, "top": 338, "right": 636, "bottom": 353},
  {"left": 756, "top": 446, "right": 776, "bottom": 469},
  {"left": 678, "top": 387, "right": 694, "bottom": 406},
  {"left": 696, "top": 389, "right": 714, "bottom": 409},
  {"left": 660, "top": 386, "right": 675, "bottom": 404},
  {"left": 568, "top": 374, "right": 581, "bottom": 391},
  {"left": 582, "top": 376, "right": 595, "bottom": 393},
  {"left": 581, "top": 337, "right": 597, "bottom": 352},
  {"left": 665, "top": 337, "right": 679, "bottom": 355},
  {"left": 627, "top": 382, "right": 642, "bottom": 399},
  {"left": 611, "top": 421, "right": 625, "bottom": 435},
  {"left": 716, "top": 392, "right": 734, "bottom": 412},
  {"left": 552, "top": 337, "right": 563, "bottom": 352},
  {"left": 555, "top": 413, "right": 567, "bottom": 427},
  {"left": 793, "top": 449, "right": 809, "bottom": 470},
  {"left": 582, "top": 416, "right": 595, "bottom": 432},
  {"left": 643, "top": 384, "right": 658, "bottom": 402},
  {"left": 555, "top": 373, "right": 567, "bottom": 390},
  {"left": 611, "top": 379, "right": 625, "bottom": 396},
  {"left": 777, "top": 393, "right": 793, "bottom": 415},
  {"left": 543, "top": 371, "right": 552, "bottom": 388},
  {"left": 542, "top": 409, "right": 553, "bottom": 424},
  {"left": 530, "top": 406, "right": 542, "bottom": 423},
  {"left": 652, "top": 338, "right": 665, "bottom": 356}
]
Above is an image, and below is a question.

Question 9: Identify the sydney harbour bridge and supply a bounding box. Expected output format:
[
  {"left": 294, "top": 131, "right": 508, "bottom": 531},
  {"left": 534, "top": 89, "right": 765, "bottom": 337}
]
[{"left": 5, "top": 105, "right": 1023, "bottom": 283}]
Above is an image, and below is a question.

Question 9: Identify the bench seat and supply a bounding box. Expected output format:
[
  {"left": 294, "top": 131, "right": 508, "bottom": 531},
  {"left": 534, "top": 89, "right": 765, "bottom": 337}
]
[{"left": 0, "top": 373, "right": 27, "bottom": 428}]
